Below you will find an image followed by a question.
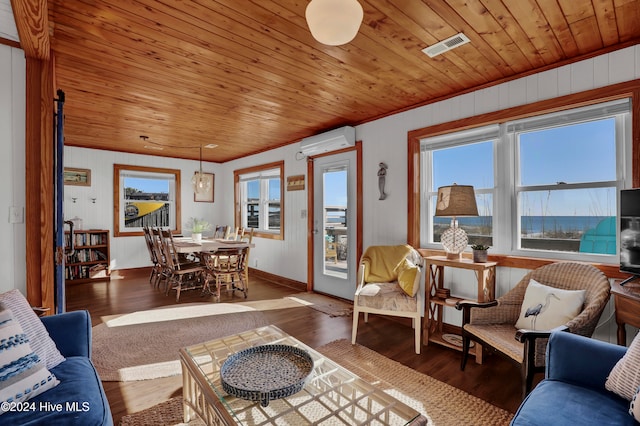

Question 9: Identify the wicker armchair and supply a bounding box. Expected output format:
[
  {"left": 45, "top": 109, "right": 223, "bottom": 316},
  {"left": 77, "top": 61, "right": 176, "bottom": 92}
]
[{"left": 456, "top": 262, "right": 610, "bottom": 398}]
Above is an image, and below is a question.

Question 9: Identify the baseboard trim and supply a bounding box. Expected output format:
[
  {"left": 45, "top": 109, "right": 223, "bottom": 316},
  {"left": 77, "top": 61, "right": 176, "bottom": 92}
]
[{"left": 249, "top": 268, "right": 307, "bottom": 292}]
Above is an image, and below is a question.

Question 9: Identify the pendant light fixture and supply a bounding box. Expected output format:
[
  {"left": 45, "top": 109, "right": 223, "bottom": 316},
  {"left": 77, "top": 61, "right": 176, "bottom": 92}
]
[
  {"left": 191, "top": 145, "right": 211, "bottom": 195},
  {"left": 305, "top": 0, "right": 364, "bottom": 46}
]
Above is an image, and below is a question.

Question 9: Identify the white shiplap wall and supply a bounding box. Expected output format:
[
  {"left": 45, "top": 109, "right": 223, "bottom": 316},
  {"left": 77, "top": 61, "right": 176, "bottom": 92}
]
[
  {"left": 63, "top": 146, "right": 225, "bottom": 271},
  {"left": 0, "top": 0, "right": 18, "bottom": 42},
  {"left": 0, "top": 44, "right": 25, "bottom": 295}
]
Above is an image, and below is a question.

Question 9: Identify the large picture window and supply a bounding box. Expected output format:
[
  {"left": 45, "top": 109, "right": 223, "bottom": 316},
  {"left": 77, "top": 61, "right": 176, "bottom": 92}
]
[
  {"left": 234, "top": 161, "right": 284, "bottom": 240},
  {"left": 419, "top": 98, "right": 630, "bottom": 260},
  {"left": 114, "top": 164, "right": 181, "bottom": 237}
]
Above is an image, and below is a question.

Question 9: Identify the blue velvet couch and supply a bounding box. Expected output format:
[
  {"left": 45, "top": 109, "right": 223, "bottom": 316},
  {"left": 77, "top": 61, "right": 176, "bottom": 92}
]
[
  {"left": 4, "top": 310, "right": 113, "bottom": 425},
  {"left": 511, "top": 331, "right": 635, "bottom": 425}
]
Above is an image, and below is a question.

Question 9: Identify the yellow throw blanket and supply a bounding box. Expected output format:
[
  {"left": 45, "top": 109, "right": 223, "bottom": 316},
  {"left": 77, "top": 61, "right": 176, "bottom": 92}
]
[{"left": 361, "top": 245, "right": 413, "bottom": 283}]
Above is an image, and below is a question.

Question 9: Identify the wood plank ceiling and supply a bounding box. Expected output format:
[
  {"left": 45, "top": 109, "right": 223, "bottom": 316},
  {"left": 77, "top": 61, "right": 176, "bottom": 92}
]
[{"left": 40, "top": 0, "right": 640, "bottom": 162}]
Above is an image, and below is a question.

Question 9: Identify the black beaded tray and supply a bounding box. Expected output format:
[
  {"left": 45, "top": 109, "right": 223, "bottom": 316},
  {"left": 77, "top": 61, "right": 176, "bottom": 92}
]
[{"left": 220, "top": 344, "right": 314, "bottom": 407}]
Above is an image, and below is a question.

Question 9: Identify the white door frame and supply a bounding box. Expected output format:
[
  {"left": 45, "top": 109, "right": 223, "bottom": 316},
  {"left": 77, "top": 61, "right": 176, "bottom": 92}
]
[{"left": 306, "top": 143, "right": 362, "bottom": 298}]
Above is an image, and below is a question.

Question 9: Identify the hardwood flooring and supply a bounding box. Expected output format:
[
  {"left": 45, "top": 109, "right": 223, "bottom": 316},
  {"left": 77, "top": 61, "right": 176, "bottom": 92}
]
[{"left": 66, "top": 268, "right": 525, "bottom": 424}]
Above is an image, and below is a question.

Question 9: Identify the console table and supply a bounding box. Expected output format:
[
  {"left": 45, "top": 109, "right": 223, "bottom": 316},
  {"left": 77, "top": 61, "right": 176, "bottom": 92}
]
[
  {"left": 611, "top": 279, "right": 640, "bottom": 345},
  {"left": 423, "top": 255, "right": 497, "bottom": 363}
]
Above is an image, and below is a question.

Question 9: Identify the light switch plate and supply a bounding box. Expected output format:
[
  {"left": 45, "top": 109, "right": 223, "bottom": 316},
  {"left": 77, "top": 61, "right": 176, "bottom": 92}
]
[{"left": 9, "top": 206, "right": 24, "bottom": 224}]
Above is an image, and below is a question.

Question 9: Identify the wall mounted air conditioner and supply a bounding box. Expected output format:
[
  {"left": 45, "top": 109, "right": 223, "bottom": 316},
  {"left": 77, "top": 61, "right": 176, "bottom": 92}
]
[{"left": 299, "top": 126, "right": 355, "bottom": 156}]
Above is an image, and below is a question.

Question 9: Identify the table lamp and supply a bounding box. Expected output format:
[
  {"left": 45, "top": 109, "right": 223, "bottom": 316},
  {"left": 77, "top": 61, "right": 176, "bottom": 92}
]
[{"left": 435, "top": 184, "right": 478, "bottom": 260}]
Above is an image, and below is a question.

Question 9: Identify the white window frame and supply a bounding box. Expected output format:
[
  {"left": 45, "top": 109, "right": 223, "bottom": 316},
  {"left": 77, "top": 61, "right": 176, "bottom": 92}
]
[
  {"left": 419, "top": 98, "right": 631, "bottom": 261},
  {"left": 507, "top": 99, "right": 630, "bottom": 261},
  {"left": 234, "top": 161, "right": 284, "bottom": 240},
  {"left": 420, "top": 125, "right": 499, "bottom": 246}
]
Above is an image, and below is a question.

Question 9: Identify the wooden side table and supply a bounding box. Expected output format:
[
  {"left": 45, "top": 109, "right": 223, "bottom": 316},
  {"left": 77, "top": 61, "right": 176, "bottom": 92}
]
[
  {"left": 611, "top": 279, "right": 640, "bottom": 346},
  {"left": 422, "top": 255, "right": 497, "bottom": 363}
]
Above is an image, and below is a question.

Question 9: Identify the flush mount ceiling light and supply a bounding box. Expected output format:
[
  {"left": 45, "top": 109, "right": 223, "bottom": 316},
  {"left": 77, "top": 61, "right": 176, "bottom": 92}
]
[
  {"left": 191, "top": 145, "right": 212, "bottom": 195},
  {"left": 305, "top": 0, "right": 363, "bottom": 46}
]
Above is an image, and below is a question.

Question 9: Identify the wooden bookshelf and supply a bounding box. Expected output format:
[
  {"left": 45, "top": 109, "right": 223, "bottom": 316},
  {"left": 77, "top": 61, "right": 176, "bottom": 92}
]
[{"left": 64, "top": 229, "right": 111, "bottom": 284}]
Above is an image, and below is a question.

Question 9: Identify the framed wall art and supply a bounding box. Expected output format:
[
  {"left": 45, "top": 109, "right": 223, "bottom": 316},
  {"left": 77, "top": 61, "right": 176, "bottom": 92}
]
[
  {"left": 193, "top": 172, "right": 215, "bottom": 202},
  {"left": 63, "top": 167, "right": 91, "bottom": 186}
]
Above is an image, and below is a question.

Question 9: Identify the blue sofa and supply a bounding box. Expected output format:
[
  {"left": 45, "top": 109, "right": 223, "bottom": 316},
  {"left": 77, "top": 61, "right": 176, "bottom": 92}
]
[
  {"left": 511, "top": 331, "right": 635, "bottom": 425},
  {"left": 4, "top": 310, "right": 113, "bottom": 425}
]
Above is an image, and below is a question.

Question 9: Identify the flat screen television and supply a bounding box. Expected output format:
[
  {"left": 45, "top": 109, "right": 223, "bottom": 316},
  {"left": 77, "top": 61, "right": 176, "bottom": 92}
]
[{"left": 620, "top": 188, "right": 640, "bottom": 284}]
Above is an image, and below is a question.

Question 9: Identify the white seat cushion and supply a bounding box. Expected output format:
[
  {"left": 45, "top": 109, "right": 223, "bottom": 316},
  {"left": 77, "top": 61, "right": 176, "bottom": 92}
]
[{"left": 355, "top": 282, "right": 417, "bottom": 312}]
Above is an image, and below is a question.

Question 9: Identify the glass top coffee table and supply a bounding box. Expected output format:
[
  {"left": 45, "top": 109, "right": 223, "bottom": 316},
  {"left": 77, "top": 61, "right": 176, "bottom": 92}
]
[{"left": 179, "top": 325, "right": 426, "bottom": 425}]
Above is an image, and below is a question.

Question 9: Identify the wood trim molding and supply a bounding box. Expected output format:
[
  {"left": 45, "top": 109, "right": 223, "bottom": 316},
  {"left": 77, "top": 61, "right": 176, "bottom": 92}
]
[
  {"left": 10, "top": 0, "right": 49, "bottom": 60},
  {"left": 417, "top": 248, "right": 626, "bottom": 279},
  {"left": 25, "top": 55, "right": 55, "bottom": 312},
  {"left": 355, "top": 141, "right": 363, "bottom": 271},
  {"left": 408, "top": 80, "right": 640, "bottom": 279},
  {"left": 0, "top": 36, "right": 20, "bottom": 49},
  {"left": 306, "top": 157, "right": 314, "bottom": 292},
  {"left": 250, "top": 268, "right": 307, "bottom": 292},
  {"left": 112, "top": 164, "right": 182, "bottom": 237},
  {"left": 633, "top": 89, "right": 640, "bottom": 188}
]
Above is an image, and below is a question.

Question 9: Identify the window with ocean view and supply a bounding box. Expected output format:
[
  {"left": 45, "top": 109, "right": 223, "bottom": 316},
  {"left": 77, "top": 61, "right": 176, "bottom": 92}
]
[
  {"left": 235, "top": 161, "right": 284, "bottom": 240},
  {"left": 420, "top": 98, "right": 630, "bottom": 259}
]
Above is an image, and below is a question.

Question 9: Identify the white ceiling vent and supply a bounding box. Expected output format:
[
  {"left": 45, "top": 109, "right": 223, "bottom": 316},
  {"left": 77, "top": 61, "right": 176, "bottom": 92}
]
[{"left": 422, "top": 33, "right": 470, "bottom": 58}]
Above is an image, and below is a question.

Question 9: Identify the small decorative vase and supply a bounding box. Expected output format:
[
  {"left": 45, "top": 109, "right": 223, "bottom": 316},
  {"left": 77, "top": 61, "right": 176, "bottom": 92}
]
[
  {"left": 473, "top": 249, "right": 488, "bottom": 263},
  {"left": 192, "top": 233, "right": 202, "bottom": 243}
]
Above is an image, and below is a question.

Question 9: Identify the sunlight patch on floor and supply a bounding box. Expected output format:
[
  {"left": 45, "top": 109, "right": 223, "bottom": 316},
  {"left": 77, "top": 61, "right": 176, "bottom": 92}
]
[{"left": 101, "top": 303, "right": 255, "bottom": 327}]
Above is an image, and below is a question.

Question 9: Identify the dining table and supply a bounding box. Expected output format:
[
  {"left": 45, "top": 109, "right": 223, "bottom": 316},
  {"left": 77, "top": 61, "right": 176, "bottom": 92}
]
[{"left": 172, "top": 237, "right": 254, "bottom": 254}]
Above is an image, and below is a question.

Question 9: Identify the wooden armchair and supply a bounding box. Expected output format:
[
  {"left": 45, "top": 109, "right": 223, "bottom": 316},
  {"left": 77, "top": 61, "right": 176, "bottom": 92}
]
[
  {"left": 352, "top": 245, "right": 424, "bottom": 354},
  {"left": 456, "top": 261, "right": 610, "bottom": 398}
]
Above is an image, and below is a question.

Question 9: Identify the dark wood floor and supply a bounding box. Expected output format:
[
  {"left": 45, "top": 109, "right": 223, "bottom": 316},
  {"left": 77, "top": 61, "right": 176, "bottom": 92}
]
[{"left": 66, "top": 268, "right": 525, "bottom": 424}]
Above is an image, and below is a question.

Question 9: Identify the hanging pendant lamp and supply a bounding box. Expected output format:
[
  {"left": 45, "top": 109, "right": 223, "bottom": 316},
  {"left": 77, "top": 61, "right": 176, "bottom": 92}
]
[
  {"left": 305, "top": 0, "right": 364, "bottom": 46},
  {"left": 191, "top": 145, "right": 211, "bottom": 195}
]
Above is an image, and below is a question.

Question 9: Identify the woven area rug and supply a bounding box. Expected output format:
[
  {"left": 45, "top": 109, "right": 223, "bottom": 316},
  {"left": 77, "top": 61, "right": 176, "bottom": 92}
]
[
  {"left": 93, "top": 303, "right": 268, "bottom": 381},
  {"left": 286, "top": 292, "right": 353, "bottom": 317},
  {"left": 119, "top": 339, "right": 513, "bottom": 425}
]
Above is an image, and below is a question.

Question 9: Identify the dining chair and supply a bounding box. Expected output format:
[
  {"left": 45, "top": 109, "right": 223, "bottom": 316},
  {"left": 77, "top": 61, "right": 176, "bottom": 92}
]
[
  {"left": 142, "top": 226, "right": 160, "bottom": 285},
  {"left": 160, "top": 229, "right": 206, "bottom": 301},
  {"left": 213, "top": 225, "right": 230, "bottom": 239},
  {"left": 149, "top": 227, "right": 170, "bottom": 289},
  {"left": 201, "top": 247, "right": 248, "bottom": 302},
  {"left": 238, "top": 228, "right": 254, "bottom": 290}
]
